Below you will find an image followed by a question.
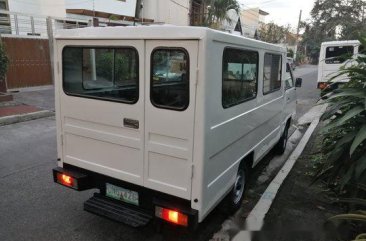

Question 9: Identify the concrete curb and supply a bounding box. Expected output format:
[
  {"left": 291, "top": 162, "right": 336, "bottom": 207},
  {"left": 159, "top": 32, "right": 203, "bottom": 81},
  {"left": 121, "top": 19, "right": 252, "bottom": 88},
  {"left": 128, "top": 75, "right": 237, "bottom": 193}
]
[
  {"left": 233, "top": 104, "right": 327, "bottom": 240},
  {"left": 0, "top": 110, "right": 55, "bottom": 126}
]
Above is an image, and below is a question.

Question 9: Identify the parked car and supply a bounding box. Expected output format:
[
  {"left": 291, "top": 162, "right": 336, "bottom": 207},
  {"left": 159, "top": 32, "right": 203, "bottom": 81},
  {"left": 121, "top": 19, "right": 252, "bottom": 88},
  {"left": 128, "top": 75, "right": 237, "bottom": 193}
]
[{"left": 52, "top": 26, "right": 302, "bottom": 229}]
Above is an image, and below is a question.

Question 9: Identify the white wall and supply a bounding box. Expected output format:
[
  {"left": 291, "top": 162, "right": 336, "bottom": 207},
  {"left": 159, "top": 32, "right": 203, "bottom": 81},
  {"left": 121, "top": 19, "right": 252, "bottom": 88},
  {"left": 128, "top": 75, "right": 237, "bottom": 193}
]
[
  {"left": 65, "top": 0, "right": 137, "bottom": 17},
  {"left": 8, "top": 0, "right": 66, "bottom": 17},
  {"left": 142, "top": 0, "right": 189, "bottom": 25}
]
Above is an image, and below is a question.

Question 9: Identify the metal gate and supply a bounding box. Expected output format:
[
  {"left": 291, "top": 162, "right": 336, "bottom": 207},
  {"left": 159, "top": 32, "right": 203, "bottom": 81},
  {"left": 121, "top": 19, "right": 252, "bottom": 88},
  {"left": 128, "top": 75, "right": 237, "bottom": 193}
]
[{"left": 2, "top": 36, "right": 52, "bottom": 89}]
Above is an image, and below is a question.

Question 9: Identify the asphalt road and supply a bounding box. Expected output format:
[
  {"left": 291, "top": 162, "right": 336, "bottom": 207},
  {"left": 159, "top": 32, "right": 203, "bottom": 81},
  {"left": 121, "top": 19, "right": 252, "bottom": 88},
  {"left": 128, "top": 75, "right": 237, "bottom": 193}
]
[
  {"left": 0, "top": 65, "right": 319, "bottom": 241},
  {"left": 292, "top": 65, "right": 320, "bottom": 121}
]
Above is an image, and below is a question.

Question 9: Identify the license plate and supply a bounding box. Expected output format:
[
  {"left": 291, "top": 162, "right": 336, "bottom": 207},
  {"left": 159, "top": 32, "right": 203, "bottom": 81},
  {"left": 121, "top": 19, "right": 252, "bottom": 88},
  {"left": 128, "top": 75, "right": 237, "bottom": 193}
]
[{"left": 106, "top": 183, "right": 139, "bottom": 206}]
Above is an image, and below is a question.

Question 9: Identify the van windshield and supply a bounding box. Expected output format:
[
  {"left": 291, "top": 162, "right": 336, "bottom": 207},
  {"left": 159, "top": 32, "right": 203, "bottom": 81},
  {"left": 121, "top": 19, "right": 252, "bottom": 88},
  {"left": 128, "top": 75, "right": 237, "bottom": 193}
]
[
  {"left": 62, "top": 47, "right": 139, "bottom": 104},
  {"left": 325, "top": 46, "right": 354, "bottom": 64}
]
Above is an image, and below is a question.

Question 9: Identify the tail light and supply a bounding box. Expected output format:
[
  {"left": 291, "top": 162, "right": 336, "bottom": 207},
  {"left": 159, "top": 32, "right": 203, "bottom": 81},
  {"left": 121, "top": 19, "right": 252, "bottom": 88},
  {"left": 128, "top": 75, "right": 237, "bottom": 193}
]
[
  {"left": 155, "top": 206, "right": 188, "bottom": 227},
  {"left": 318, "top": 82, "right": 329, "bottom": 89},
  {"left": 52, "top": 167, "right": 92, "bottom": 191},
  {"left": 56, "top": 173, "right": 78, "bottom": 189}
]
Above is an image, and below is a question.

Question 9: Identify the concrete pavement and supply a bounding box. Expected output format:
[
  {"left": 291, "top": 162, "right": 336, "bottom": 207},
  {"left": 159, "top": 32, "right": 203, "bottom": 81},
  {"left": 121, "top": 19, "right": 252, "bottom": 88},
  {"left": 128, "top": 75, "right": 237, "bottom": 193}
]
[{"left": 0, "top": 86, "right": 54, "bottom": 126}]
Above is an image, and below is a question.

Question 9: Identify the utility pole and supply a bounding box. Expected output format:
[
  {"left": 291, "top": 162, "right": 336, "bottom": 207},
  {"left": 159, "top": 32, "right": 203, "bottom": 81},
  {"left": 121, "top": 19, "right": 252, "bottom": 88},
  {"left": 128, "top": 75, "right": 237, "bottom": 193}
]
[{"left": 294, "top": 9, "right": 302, "bottom": 61}]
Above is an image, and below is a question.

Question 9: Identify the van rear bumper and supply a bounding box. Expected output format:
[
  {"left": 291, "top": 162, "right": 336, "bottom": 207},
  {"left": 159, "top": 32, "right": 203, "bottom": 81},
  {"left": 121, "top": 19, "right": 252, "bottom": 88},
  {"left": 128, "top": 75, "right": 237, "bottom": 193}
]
[{"left": 52, "top": 163, "right": 198, "bottom": 229}]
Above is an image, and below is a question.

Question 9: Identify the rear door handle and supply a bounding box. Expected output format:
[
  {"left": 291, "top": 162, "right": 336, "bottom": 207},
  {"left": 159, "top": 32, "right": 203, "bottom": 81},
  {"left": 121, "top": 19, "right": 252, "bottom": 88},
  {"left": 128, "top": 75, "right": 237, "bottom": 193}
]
[{"left": 123, "top": 118, "right": 139, "bottom": 129}]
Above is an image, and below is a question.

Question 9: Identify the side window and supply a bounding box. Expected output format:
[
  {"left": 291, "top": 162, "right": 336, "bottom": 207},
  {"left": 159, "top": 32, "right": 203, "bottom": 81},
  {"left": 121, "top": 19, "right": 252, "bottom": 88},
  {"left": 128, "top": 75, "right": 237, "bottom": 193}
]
[
  {"left": 263, "top": 53, "right": 282, "bottom": 94},
  {"left": 151, "top": 48, "right": 189, "bottom": 111},
  {"left": 222, "top": 48, "right": 258, "bottom": 108},
  {"left": 63, "top": 47, "right": 139, "bottom": 103},
  {"left": 285, "top": 63, "right": 294, "bottom": 90}
]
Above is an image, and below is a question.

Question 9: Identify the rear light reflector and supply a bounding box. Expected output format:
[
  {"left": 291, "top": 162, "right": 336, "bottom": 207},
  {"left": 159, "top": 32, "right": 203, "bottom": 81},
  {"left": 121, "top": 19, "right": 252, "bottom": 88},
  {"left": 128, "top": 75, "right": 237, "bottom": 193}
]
[
  {"left": 56, "top": 172, "right": 77, "bottom": 189},
  {"left": 318, "top": 82, "right": 329, "bottom": 90},
  {"left": 155, "top": 206, "right": 188, "bottom": 227}
]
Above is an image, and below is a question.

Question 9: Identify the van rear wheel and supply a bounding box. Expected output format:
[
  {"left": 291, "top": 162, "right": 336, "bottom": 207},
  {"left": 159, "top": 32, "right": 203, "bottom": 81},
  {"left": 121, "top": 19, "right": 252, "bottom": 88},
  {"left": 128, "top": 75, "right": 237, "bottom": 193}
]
[
  {"left": 275, "top": 124, "right": 289, "bottom": 155},
  {"left": 223, "top": 164, "right": 247, "bottom": 213}
]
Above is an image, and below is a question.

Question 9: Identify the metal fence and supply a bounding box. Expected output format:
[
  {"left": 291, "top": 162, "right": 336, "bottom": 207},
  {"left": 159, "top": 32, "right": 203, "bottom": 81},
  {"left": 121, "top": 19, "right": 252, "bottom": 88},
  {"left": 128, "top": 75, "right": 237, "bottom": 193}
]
[{"left": 0, "top": 10, "right": 90, "bottom": 38}]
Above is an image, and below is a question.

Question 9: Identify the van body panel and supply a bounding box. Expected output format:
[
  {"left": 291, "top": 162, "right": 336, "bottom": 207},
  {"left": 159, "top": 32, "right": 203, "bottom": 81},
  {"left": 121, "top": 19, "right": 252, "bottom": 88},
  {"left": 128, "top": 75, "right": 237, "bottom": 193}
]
[
  {"left": 54, "top": 26, "right": 296, "bottom": 224},
  {"left": 58, "top": 39, "right": 145, "bottom": 185},
  {"left": 144, "top": 40, "right": 198, "bottom": 199}
]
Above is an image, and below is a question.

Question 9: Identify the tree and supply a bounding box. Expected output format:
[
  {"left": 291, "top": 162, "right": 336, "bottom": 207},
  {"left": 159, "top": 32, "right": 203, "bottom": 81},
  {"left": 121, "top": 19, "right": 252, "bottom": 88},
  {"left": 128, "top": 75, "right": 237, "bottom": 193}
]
[
  {"left": 301, "top": 0, "right": 366, "bottom": 62},
  {"left": 204, "top": 0, "right": 240, "bottom": 29},
  {"left": 258, "top": 22, "right": 291, "bottom": 44}
]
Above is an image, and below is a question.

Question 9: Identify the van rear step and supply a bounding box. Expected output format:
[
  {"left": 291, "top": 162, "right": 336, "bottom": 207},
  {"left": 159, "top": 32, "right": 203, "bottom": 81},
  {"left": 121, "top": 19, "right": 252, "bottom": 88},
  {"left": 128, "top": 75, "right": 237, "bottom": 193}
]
[{"left": 84, "top": 193, "right": 152, "bottom": 227}]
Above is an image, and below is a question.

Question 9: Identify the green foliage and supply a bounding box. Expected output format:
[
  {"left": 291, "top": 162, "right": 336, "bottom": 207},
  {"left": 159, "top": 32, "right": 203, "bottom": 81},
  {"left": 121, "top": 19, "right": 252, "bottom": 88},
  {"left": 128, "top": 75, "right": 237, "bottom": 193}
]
[
  {"left": 287, "top": 49, "right": 294, "bottom": 58},
  {"left": 203, "top": 0, "right": 240, "bottom": 29},
  {"left": 258, "top": 22, "right": 291, "bottom": 44},
  {"left": 0, "top": 41, "right": 9, "bottom": 81},
  {"left": 317, "top": 36, "right": 366, "bottom": 194},
  {"left": 300, "top": 0, "right": 366, "bottom": 62},
  {"left": 95, "top": 50, "right": 137, "bottom": 83},
  {"left": 325, "top": 184, "right": 366, "bottom": 241}
]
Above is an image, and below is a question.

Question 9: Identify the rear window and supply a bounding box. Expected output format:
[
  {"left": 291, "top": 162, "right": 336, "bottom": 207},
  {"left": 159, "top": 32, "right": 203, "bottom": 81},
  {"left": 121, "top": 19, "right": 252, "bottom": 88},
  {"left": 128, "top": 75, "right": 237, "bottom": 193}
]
[
  {"left": 62, "top": 47, "right": 139, "bottom": 103},
  {"left": 151, "top": 48, "right": 189, "bottom": 111},
  {"left": 325, "top": 46, "right": 354, "bottom": 64}
]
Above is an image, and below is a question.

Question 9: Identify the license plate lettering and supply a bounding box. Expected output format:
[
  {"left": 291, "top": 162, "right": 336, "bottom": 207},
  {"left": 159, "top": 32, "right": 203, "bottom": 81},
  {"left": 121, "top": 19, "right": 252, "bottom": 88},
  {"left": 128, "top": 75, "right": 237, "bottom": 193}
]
[{"left": 106, "top": 183, "right": 139, "bottom": 206}]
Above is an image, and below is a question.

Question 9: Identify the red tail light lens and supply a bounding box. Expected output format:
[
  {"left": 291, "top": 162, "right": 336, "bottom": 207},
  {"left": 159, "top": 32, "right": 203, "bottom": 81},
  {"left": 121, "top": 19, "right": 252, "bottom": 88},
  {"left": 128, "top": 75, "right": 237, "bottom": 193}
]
[
  {"left": 56, "top": 173, "right": 77, "bottom": 189},
  {"left": 155, "top": 207, "right": 188, "bottom": 227},
  {"left": 318, "top": 82, "right": 329, "bottom": 90}
]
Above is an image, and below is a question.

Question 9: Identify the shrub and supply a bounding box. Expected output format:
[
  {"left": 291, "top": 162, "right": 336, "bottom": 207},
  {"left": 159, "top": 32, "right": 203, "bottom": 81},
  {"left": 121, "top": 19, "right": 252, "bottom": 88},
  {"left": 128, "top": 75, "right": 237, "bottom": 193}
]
[
  {"left": 0, "top": 40, "right": 8, "bottom": 81},
  {"left": 317, "top": 36, "right": 366, "bottom": 194}
]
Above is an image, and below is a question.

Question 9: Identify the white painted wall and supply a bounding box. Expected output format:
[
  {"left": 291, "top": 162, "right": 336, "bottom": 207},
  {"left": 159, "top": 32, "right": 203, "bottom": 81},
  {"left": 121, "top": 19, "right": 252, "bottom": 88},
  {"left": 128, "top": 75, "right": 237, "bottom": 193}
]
[
  {"left": 8, "top": 0, "right": 66, "bottom": 17},
  {"left": 142, "top": 0, "right": 190, "bottom": 25},
  {"left": 65, "top": 0, "right": 137, "bottom": 17}
]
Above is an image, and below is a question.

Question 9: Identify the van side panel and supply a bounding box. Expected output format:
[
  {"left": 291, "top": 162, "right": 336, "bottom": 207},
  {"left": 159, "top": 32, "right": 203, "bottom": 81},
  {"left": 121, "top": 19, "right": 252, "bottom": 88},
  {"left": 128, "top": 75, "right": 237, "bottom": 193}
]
[{"left": 198, "top": 40, "right": 285, "bottom": 221}]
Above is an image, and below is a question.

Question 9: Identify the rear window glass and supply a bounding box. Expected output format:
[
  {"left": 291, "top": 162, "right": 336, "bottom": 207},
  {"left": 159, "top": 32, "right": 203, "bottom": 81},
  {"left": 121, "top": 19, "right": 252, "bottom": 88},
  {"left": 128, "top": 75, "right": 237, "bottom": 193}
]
[
  {"left": 151, "top": 48, "right": 189, "bottom": 111},
  {"left": 325, "top": 46, "right": 354, "bottom": 64},
  {"left": 63, "top": 47, "right": 139, "bottom": 103}
]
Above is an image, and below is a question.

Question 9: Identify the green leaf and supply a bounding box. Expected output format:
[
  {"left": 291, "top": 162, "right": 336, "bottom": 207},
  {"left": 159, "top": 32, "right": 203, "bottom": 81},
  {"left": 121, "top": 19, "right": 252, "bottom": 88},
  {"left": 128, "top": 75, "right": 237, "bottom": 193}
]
[
  {"left": 350, "top": 124, "right": 366, "bottom": 156},
  {"left": 328, "top": 213, "right": 366, "bottom": 222},
  {"left": 323, "top": 106, "right": 365, "bottom": 132},
  {"left": 327, "top": 90, "right": 365, "bottom": 101},
  {"left": 335, "top": 131, "right": 357, "bottom": 149},
  {"left": 340, "top": 163, "right": 356, "bottom": 189},
  {"left": 356, "top": 154, "right": 366, "bottom": 179},
  {"left": 333, "top": 198, "right": 366, "bottom": 207}
]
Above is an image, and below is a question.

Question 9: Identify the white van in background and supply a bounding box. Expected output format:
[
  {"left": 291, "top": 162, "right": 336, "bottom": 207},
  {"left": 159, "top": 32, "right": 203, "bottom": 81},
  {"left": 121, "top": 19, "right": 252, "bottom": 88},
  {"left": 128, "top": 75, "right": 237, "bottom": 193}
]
[
  {"left": 317, "top": 40, "right": 360, "bottom": 90},
  {"left": 52, "top": 26, "right": 302, "bottom": 229}
]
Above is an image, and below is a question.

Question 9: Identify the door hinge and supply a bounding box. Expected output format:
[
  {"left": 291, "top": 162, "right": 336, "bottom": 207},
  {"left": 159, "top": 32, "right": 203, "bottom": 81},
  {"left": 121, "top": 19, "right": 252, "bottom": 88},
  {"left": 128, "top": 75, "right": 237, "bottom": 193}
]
[
  {"left": 57, "top": 61, "right": 60, "bottom": 74},
  {"left": 191, "top": 164, "right": 194, "bottom": 179}
]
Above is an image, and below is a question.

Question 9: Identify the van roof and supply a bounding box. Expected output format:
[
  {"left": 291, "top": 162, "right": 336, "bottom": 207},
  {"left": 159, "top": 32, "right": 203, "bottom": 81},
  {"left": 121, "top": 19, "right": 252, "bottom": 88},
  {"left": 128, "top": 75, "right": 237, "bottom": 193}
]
[
  {"left": 54, "top": 25, "right": 286, "bottom": 52},
  {"left": 321, "top": 40, "right": 360, "bottom": 46}
]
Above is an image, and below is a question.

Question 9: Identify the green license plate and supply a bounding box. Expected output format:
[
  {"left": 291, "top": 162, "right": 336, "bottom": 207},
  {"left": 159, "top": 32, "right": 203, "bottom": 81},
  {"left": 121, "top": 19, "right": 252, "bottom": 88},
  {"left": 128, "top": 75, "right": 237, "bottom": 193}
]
[{"left": 106, "top": 183, "right": 139, "bottom": 206}]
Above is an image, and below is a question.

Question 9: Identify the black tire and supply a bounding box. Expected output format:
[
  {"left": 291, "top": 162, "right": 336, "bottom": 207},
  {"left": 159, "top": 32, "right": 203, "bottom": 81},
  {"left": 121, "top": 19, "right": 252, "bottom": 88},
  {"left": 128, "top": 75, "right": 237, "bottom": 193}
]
[
  {"left": 275, "top": 124, "right": 289, "bottom": 155},
  {"left": 222, "top": 163, "right": 248, "bottom": 214}
]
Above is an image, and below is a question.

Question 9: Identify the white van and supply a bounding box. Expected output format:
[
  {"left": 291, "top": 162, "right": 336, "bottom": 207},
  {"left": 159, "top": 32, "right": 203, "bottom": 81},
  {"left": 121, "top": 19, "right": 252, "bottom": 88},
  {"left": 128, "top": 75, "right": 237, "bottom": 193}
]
[
  {"left": 52, "top": 26, "right": 301, "bottom": 229},
  {"left": 317, "top": 40, "right": 360, "bottom": 90}
]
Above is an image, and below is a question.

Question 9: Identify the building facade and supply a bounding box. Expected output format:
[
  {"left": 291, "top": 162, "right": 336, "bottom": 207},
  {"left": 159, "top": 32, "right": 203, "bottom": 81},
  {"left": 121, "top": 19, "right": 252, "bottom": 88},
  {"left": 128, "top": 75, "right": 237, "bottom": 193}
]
[{"left": 240, "top": 8, "right": 268, "bottom": 38}]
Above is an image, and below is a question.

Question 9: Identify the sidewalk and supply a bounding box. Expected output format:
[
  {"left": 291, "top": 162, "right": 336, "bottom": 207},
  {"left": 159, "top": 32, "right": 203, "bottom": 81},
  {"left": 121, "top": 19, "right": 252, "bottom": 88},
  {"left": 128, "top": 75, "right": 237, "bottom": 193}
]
[{"left": 0, "top": 86, "right": 55, "bottom": 126}]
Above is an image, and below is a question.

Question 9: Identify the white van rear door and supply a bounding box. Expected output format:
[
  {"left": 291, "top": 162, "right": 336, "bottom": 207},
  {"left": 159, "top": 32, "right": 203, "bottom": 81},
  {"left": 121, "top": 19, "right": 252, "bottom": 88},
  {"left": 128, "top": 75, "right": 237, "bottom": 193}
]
[
  {"left": 59, "top": 40, "right": 145, "bottom": 186},
  {"left": 144, "top": 41, "right": 198, "bottom": 200}
]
